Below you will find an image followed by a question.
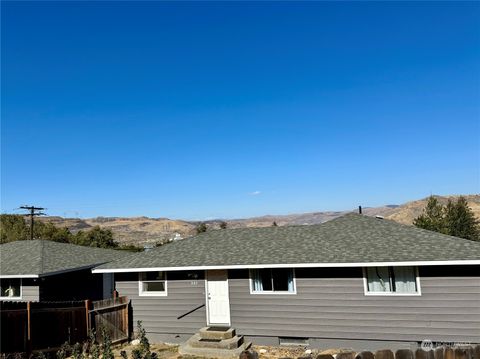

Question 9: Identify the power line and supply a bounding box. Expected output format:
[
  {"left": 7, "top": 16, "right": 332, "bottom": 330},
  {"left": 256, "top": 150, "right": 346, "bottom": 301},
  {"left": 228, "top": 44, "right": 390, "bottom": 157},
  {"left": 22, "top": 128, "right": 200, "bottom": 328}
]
[{"left": 19, "top": 205, "right": 46, "bottom": 240}]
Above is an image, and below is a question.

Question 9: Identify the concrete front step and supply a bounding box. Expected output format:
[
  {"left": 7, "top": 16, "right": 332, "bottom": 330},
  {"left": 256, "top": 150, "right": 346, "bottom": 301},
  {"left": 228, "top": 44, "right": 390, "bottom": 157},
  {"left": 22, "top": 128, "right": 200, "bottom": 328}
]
[
  {"left": 199, "top": 326, "right": 236, "bottom": 340},
  {"left": 189, "top": 333, "right": 244, "bottom": 350},
  {"left": 178, "top": 341, "right": 252, "bottom": 359}
]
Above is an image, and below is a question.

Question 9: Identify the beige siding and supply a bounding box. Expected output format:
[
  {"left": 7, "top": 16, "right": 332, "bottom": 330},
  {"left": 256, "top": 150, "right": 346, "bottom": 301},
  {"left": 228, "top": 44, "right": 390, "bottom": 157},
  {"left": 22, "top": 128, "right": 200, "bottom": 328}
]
[
  {"left": 22, "top": 284, "right": 40, "bottom": 301},
  {"left": 115, "top": 271, "right": 207, "bottom": 335},
  {"left": 229, "top": 266, "right": 480, "bottom": 343}
]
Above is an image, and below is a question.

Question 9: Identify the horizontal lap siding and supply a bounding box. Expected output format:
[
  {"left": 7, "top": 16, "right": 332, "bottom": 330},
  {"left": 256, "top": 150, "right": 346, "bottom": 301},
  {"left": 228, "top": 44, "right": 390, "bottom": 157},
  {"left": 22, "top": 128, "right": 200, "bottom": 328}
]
[
  {"left": 23, "top": 279, "right": 39, "bottom": 301},
  {"left": 229, "top": 267, "right": 480, "bottom": 343},
  {"left": 115, "top": 273, "right": 206, "bottom": 336}
]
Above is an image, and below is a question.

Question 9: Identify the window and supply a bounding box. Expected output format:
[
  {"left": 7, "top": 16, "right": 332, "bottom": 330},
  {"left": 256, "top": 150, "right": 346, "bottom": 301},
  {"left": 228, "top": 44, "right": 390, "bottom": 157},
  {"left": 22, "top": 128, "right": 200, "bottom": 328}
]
[
  {"left": 250, "top": 269, "right": 295, "bottom": 294},
  {"left": 138, "top": 272, "right": 167, "bottom": 296},
  {"left": 364, "top": 266, "right": 420, "bottom": 295},
  {"left": 0, "top": 278, "right": 22, "bottom": 299}
]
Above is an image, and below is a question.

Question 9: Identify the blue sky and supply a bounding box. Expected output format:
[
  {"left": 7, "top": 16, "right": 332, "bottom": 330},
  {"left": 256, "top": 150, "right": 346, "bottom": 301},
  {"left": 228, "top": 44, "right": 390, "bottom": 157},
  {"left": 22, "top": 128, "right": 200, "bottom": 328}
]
[{"left": 1, "top": 1, "right": 479, "bottom": 220}]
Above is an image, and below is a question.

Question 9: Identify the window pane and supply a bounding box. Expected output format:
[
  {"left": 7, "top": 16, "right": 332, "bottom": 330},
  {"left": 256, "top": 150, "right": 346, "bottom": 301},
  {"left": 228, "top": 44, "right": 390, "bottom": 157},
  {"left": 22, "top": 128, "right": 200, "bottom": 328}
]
[
  {"left": 143, "top": 281, "right": 165, "bottom": 292},
  {"left": 0, "top": 279, "right": 21, "bottom": 297},
  {"left": 143, "top": 271, "right": 165, "bottom": 281},
  {"left": 251, "top": 270, "right": 262, "bottom": 291},
  {"left": 259, "top": 269, "right": 273, "bottom": 291},
  {"left": 367, "top": 267, "right": 391, "bottom": 292},
  {"left": 272, "top": 269, "right": 293, "bottom": 292},
  {"left": 393, "top": 267, "right": 417, "bottom": 293}
]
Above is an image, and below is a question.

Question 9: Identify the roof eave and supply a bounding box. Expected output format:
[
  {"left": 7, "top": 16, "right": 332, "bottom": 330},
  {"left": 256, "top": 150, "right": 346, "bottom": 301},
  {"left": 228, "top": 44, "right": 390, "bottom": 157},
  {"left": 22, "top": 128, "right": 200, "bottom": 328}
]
[
  {"left": 91, "top": 259, "right": 480, "bottom": 273},
  {"left": 0, "top": 274, "right": 39, "bottom": 278}
]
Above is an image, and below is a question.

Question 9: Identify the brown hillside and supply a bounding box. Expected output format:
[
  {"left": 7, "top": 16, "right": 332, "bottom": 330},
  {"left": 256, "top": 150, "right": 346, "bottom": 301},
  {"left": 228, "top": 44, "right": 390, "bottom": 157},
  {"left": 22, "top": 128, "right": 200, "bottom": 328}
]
[
  {"left": 384, "top": 194, "right": 480, "bottom": 225},
  {"left": 37, "top": 194, "right": 479, "bottom": 246}
]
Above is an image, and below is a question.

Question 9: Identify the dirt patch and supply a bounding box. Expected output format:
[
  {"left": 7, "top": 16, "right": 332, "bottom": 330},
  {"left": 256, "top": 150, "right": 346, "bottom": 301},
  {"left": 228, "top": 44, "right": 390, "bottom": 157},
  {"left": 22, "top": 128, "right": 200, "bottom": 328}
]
[
  {"left": 252, "top": 345, "right": 350, "bottom": 359},
  {"left": 113, "top": 343, "right": 179, "bottom": 359},
  {"left": 112, "top": 342, "right": 349, "bottom": 359}
]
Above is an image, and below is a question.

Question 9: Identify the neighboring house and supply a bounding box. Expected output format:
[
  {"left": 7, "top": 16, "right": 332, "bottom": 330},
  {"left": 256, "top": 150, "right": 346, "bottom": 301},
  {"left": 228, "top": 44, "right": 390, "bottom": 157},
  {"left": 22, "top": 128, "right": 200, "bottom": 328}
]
[
  {"left": 0, "top": 240, "right": 128, "bottom": 302},
  {"left": 92, "top": 213, "right": 480, "bottom": 350}
]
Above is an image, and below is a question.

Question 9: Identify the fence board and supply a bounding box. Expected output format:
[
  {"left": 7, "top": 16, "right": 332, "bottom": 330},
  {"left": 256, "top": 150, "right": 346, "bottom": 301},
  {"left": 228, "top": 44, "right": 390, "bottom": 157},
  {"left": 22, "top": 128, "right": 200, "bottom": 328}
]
[
  {"left": 0, "top": 303, "right": 28, "bottom": 353},
  {"left": 90, "top": 296, "right": 129, "bottom": 344},
  {"left": 1, "top": 298, "right": 130, "bottom": 354}
]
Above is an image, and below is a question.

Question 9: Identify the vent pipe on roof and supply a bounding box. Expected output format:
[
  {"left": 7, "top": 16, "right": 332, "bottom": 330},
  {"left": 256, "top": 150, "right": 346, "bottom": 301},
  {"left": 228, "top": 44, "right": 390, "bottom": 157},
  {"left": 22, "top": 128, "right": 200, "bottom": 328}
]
[{"left": 358, "top": 206, "right": 362, "bottom": 214}]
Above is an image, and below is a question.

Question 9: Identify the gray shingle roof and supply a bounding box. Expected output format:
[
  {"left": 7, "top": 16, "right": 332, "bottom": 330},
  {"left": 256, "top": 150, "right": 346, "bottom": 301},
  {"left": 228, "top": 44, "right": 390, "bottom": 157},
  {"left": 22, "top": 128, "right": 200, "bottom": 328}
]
[
  {"left": 0, "top": 240, "right": 129, "bottom": 277},
  {"left": 94, "top": 213, "right": 480, "bottom": 271}
]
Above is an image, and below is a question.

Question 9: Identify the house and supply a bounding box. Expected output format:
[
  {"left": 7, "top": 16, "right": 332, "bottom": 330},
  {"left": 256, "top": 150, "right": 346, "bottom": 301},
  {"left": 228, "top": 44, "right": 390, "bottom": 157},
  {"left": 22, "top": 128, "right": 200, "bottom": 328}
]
[
  {"left": 92, "top": 213, "right": 480, "bottom": 350},
  {"left": 0, "top": 240, "right": 128, "bottom": 302}
]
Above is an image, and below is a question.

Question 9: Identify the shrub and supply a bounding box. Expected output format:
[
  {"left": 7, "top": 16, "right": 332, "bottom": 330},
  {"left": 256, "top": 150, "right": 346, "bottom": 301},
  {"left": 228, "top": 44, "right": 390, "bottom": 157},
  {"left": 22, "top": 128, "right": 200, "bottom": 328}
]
[
  {"left": 72, "top": 343, "right": 82, "bottom": 359},
  {"left": 89, "top": 330, "right": 100, "bottom": 359},
  {"left": 131, "top": 349, "right": 142, "bottom": 359},
  {"left": 136, "top": 321, "right": 150, "bottom": 356},
  {"left": 101, "top": 328, "right": 114, "bottom": 359},
  {"left": 56, "top": 342, "right": 70, "bottom": 359}
]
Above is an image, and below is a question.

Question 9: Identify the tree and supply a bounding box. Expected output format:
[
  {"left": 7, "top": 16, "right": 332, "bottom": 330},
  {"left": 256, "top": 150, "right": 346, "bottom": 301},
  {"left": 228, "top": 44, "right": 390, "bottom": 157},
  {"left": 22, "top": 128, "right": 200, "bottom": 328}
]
[
  {"left": 272, "top": 221, "right": 278, "bottom": 227},
  {"left": 413, "top": 196, "right": 479, "bottom": 241},
  {"left": 219, "top": 221, "right": 227, "bottom": 229},
  {"left": 413, "top": 196, "right": 446, "bottom": 234},
  {"left": 196, "top": 222, "right": 207, "bottom": 234},
  {"left": 73, "top": 226, "right": 117, "bottom": 248},
  {"left": 0, "top": 214, "right": 28, "bottom": 243},
  {"left": 0, "top": 214, "right": 122, "bottom": 248},
  {"left": 444, "top": 197, "right": 480, "bottom": 241},
  {"left": 34, "top": 222, "right": 71, "bottom": 243},
  {"left": 0, "top": 214, "right": 72, "bottom": 243}
]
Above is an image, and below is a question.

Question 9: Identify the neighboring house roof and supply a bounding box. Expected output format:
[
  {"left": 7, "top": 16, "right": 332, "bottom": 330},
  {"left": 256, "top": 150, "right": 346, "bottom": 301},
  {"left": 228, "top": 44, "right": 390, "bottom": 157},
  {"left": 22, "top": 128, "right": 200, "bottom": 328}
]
[
  {"left": 93, "top": 213, "right": 480, "bottom": 273},
  {"left": 0, "top": 240, "right": 129, "bottom": 278}
]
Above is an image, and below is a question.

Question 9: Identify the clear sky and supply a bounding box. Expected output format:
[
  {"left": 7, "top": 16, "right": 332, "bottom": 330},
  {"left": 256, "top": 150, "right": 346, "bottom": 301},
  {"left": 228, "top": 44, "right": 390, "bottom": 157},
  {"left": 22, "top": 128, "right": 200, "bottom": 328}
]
[{"left": 1, "top": 1, "right": 479, "bottom": 220}]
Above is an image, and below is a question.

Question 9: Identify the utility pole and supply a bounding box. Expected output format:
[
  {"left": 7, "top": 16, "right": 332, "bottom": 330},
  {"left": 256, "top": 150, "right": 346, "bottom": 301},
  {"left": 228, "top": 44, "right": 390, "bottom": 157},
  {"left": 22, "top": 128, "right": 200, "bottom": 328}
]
[{"left": 19, "top": 206, "right": 46, "bottom": 240}]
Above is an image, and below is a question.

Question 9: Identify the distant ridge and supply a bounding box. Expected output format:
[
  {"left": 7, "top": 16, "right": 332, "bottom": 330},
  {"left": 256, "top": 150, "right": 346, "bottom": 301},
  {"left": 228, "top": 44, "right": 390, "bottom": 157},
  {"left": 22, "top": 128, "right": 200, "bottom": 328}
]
[{"left": 36, "top": 194, "right": 479, "bottom": 246}]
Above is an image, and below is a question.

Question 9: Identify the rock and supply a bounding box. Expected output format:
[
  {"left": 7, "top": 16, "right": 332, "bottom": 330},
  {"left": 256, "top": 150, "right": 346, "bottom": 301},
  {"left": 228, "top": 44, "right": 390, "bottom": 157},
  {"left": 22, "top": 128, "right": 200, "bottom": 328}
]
[
  {"left": 240, "top": 350, "right": 259, "bottom": 359},
  {"left": 434, "top": 347, "right": 444, "bottom": 359},
  {"left": 130, "top": 339, "right": 140, "bottom": 346},
  {"left": 454, "top": 348, "right": 472, "bottom": 359},
  {"left": 375, "top": 350, "right": 394, "bottom": 359},
  {"left": 416, "top": 349, "right": 434, "bottom": 359},
  {"left": 317, "top": 355, "right": 335, "bottom": 359},
  {"left": 259, "top": 349, "right": 267, "bottom": 355},
  {"left": 473, "top": 345, "right": 480, "bottom": 359},
  {"left": 305, "top": 350, "right": 313, "bottom": 355},
  {"left": 395, "top": 349, "right": 414, "bottom": 359},
  {"left": 337, "top": 352, "right": 355, "bottom": 359},
  {"left": 356, "top": 352, "right": 375, "bottom": 359},
  {"left": 444, "top": 348, "right": 454, "bottom": 359}
]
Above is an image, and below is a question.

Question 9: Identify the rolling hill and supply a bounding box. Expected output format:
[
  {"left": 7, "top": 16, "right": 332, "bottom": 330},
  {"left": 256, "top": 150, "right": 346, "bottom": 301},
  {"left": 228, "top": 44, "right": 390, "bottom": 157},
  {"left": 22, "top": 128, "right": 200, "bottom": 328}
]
[{"left": 36, "top": 194, "right": 479, "bottom": 246}]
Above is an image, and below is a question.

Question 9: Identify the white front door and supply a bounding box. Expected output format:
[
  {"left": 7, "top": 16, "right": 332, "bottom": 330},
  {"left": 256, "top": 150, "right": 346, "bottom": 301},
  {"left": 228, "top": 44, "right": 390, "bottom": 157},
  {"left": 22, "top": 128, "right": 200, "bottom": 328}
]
[{"left": 206, "top": 270, "right": 231, "bottom": 326}]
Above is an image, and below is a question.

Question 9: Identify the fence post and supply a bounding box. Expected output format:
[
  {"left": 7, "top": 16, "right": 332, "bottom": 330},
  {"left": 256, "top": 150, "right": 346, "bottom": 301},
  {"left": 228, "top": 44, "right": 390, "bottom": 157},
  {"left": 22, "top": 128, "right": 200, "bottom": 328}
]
[
  {"left": 27, "top": 301, "right": 32, "bottom": 355},
  {"left": 85, "top": 299, "right": 91, "bottom": 336},
  {"left": 125, "top": 301, "right": 129, "bottom": 341}
]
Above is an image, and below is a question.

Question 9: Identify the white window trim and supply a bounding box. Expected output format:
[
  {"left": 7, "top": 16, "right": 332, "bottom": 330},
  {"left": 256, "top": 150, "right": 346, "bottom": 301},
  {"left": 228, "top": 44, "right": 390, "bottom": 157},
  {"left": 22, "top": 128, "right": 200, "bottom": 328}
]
[
  {"left": 138, "top": 272, "right": 168, "bottom": 297},
  {"left": 0, "top": 278, "right": 23, "bottom": 300},
  {"left": 362, "top": 266, "right": 421, "bottom": 297},
  {"left": 249, "top": 268, "right": 297, "bottom": 295}
]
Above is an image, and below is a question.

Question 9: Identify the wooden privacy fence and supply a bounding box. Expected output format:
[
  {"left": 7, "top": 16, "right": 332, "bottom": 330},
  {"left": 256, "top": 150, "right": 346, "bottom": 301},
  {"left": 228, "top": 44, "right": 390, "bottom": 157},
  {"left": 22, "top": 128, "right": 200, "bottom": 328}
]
[
  {"left": 0, "top": 296, "right": 130, "bottom": 354},
  {"left": 89, "top": 296, "right": 129, "bottom": 344},
  {"left": 0, "top": 300, "right": 88, "bottom": 353}
]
